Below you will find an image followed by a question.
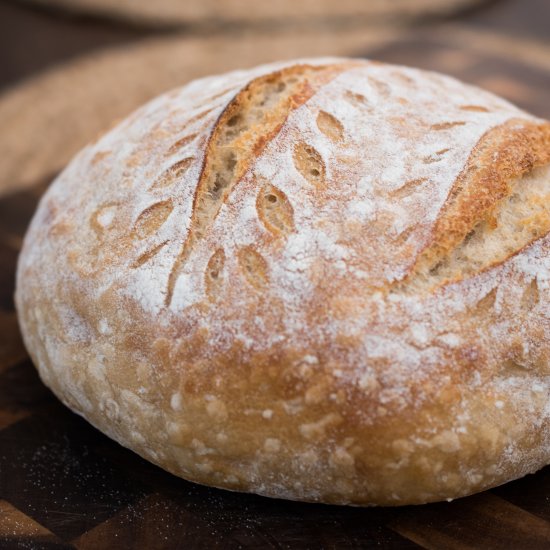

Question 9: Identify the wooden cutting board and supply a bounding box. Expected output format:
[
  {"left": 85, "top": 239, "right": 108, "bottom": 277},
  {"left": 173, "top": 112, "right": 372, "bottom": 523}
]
[{"left": 1, "top": 26, "right": 550, "bottom": 550}]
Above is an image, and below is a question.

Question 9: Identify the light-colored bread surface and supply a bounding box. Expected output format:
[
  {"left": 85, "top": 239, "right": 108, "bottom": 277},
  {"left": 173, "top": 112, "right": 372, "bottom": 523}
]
[{"left": 16, "top": 58, "right": 550, "bottom": 505}]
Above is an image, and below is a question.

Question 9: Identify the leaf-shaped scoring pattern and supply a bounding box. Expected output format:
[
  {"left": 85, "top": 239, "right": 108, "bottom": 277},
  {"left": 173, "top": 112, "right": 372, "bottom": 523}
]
[
  {"left": 316, "top": 111, "right": 344, "bottom": 143},
  {"left": 131, "top": 240, "right": 169, "bottom": 268},
  {"left": 344, "top": 90, "right": 370, "bottom": 109},
  {"left": 423, "top": 148, "right": 450, "bottom": 164},
  {"left": 132, "top": 200, "right": 174, "bottom": 240},
  {"left": 474, "top": 287, "right": 498, "bottom": 315},
  {"left": 390, "top": 178, "right": 428, "bottom": 200},
  {"left": 166, "top": 135, "right": 198, "bottom": 156},
  {"left": 90, "top": 202, "right": 117, "bottom": 235},
  {"left": 368, "top": 77, "right": 391, "bottom": 98},
  {"left": 521, "top": 278, "right": 540, "bottom": 308},
  {"left": 237, "top": 246, "right": 269, "bottom": 289},
  {"left": 205, "top": 248, "right": 226, "bottom": 300},
  {"left": 430, "top": 121, "right": 466, "bottom": 131},
  {"left": 460, "top": 105, "right": 490, "bottom": 113},
  {"left": 293, "top": 141, "right": 326, "bottom": 189},
  {"left": 256, "top": 184, "right": 295, "bottom": 236},
  {"left": 151, "top": 158, "right": 194, "bottom": 190}
]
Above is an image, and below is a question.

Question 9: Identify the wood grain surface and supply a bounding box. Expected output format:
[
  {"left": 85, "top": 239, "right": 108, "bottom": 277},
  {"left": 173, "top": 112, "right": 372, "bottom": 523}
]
[{"left": 0, "top": 0, "right": 549, "bottom": 548}]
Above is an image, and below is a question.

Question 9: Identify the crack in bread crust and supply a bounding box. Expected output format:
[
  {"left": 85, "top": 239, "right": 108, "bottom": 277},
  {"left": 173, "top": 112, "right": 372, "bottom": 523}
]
[
  {"left": 165, "top": 63, "right": 347, "bottom": 306},
  {"left": 399, "top": 120, "right": 550, "bottom": 292}
]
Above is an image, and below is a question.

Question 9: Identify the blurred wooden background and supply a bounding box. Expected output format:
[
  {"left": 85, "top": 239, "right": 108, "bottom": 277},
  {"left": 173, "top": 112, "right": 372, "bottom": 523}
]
[{"left": 0, "top": 0, "right": 549, "bottom": 88}]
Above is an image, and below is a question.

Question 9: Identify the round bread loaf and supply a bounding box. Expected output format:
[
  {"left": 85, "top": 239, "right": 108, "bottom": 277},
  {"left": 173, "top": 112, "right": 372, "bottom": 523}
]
[{"left": 16, "top": 58, "right": 550, "bottom": 506}]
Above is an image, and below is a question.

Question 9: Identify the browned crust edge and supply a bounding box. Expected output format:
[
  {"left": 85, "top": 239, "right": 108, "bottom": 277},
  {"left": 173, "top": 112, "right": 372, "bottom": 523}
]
[{"left": 407, "top": 119, "right": 550, "bottom": 283}]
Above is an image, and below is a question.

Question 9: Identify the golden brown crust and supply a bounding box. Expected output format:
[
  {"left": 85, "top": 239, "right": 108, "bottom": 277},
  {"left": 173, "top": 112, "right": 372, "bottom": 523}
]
[
  {"left": 15, "top": 58, "right": 550, "bottom": 506},
  {"left": 412, "top": 119, "right": 550, "bottom": 282}
]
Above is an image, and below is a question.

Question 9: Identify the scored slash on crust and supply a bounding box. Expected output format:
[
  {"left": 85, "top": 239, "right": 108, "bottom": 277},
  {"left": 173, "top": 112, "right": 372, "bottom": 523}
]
[
  {"left": 124, "top": 64, "right": 550, "bottom": 306},
  {"left": 400, "top": 119, "right": 550, "bottom": 292},
  {"left": 163, "top": 63, "right": 350, "bottom": 307}
]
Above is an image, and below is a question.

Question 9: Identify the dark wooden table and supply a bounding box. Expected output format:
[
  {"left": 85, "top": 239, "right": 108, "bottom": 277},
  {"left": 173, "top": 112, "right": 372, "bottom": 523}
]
[{"left": 1, "top": 1, "right": 549, "bottom": 548}]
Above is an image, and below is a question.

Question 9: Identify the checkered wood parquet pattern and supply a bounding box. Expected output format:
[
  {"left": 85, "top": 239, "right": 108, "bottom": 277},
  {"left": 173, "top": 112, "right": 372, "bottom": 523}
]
[{"left": 1, "top": 31, "right": 550, "bottom": 550}]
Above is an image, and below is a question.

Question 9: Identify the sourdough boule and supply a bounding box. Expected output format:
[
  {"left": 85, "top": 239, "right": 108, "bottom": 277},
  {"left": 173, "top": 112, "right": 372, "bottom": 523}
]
[{"left": 16, "top": 58, "right": 550, "bottom": 505}]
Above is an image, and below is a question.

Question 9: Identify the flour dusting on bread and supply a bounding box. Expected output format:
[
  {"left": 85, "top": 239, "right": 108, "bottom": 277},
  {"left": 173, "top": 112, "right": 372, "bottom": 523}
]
[{"left": 16, "top": 57, "right": 550, "bottom": 505}]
